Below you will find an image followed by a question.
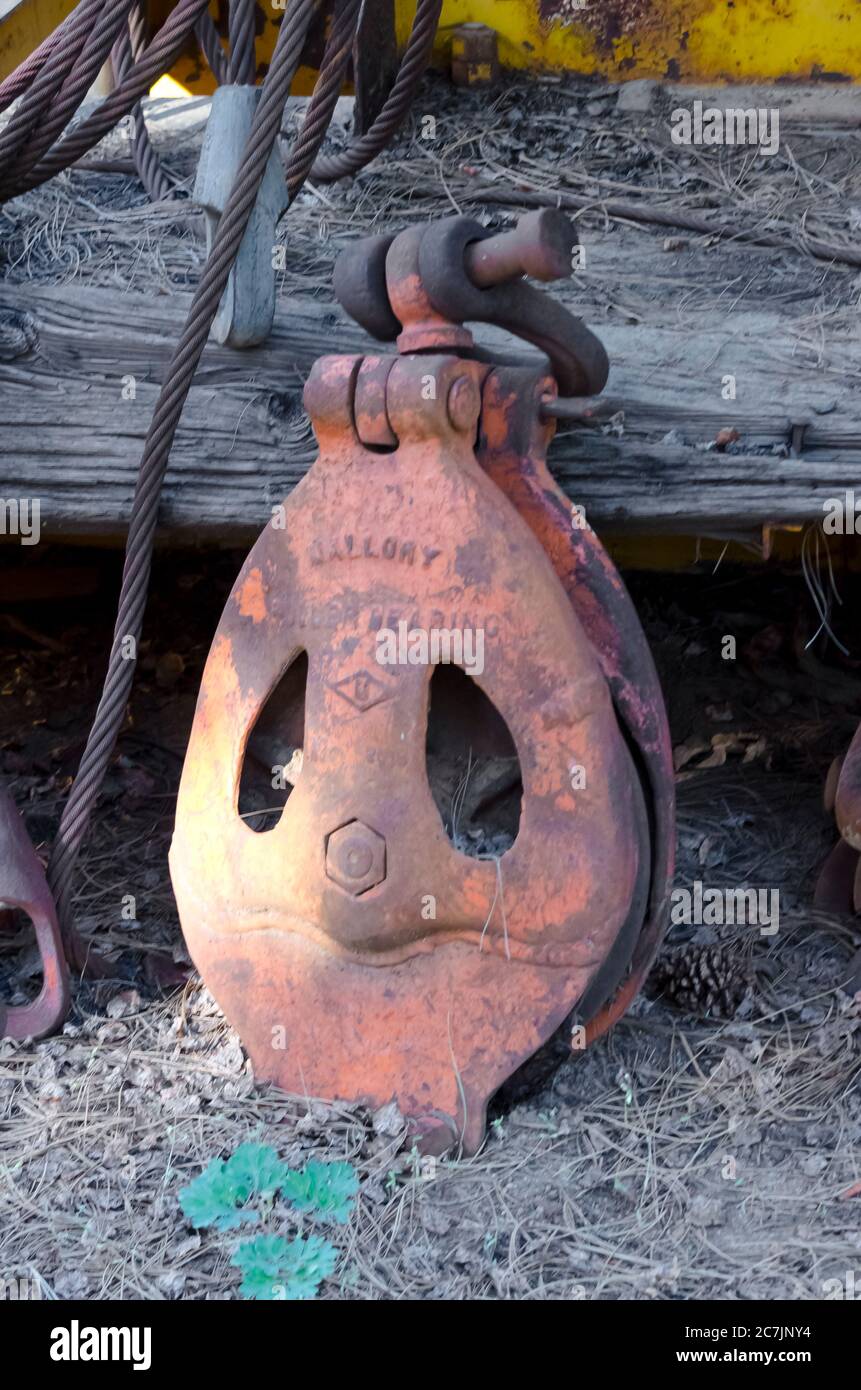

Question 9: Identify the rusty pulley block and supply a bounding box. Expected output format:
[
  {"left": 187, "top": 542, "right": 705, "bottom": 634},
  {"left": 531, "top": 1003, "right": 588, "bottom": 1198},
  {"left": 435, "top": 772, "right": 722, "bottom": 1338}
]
[
  {"left": 170, "top": 210, "right": 675, "bottom": 1154},
  {"left": 0, "top": 786, "right": 69, "bottom": 1041}
]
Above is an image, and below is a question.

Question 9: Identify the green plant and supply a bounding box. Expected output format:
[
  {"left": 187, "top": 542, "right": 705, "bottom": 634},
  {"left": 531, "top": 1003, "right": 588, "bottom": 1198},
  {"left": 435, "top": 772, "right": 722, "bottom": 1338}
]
[
  {"left": 280, "top": 1160, "right": 358, "bottom": 1223},
  {"left": 179, "top": 1142, "right": 290, "bottom": 1231},
  {"left": 231, "top": 1233, "right": 338, "bottom": 1301},
  {"left": 179, "top": 1156, "right": 262, "bottom": 1232},
  {"left": 178, "top": 1142, "right": 357, "bottom": 1300}
]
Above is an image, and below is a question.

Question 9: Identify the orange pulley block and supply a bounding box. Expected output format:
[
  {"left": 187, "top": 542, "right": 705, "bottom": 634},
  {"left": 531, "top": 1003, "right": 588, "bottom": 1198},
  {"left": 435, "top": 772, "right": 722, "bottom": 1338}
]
[{"left": 170, "top": 211, "right": 675, "bottom": 1154}]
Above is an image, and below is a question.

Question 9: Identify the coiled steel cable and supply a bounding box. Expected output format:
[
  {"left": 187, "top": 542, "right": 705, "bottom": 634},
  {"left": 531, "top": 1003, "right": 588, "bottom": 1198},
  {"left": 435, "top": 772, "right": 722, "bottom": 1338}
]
[
  {"left": 1, "top": 0, "right": 213, "bottom": 201},
  {"left": 0, "top": 0, "right": 106, "bottom": 167},
  {"left": 112, "top": 2, "right": 171, "bottom": 202},
  {"left": 0, "top": 0, "right": 98, "bottom": 114},
  {"left": 0, "top": 0, "right": 439, "bottom": 965},
  {"left": 285, "top": 0, "right": 361, "bottom": 198},
  {"left": 196, "top": 10, "right": 229, "bottom": 85},
  {"left": 311, "top": 0, "right": 441, "bottom": 181},
  {"left": 47, "top": 0, "right": 325, "bottom": 957},
  {"left": 228, "top": 0, "right": 258, "bottom": 85},
  {"left": 0, "top": 28, "right": 58, "bottom": 112},
  {"left": 0, "top": 0, "right": 137, "bottom": 194}
]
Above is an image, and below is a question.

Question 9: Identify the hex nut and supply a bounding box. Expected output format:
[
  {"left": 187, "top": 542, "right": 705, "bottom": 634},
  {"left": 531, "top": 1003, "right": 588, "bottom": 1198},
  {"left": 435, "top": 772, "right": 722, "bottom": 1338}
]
[{"left": 325, "top": 820, "right": 386, "bottom": 896}]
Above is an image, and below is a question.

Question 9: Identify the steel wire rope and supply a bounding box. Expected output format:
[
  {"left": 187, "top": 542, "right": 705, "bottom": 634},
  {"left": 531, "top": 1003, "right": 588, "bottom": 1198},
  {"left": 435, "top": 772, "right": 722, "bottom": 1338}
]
[
  {"left": 45, "top": 0, "right": 326, "bottom": 957},
  {"left": 112, "top": 1, "right": 172, "bottom": 201}
]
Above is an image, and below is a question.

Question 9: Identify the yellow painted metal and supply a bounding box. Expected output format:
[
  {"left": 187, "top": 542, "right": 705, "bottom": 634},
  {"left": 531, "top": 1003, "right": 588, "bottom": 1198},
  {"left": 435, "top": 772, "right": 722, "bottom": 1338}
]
[
  {"left": 0, "top": 0, "right": 76, "bottom": 81},
  {"left": 605, "top": 531, "right": 861, "bottom": 571},
  {"left": 167, "top": 0, "right": 861, "bottom": 87},
  {"left": 2, "top": 0, "right": 859, "bottom": 87},
  {"left": 154, "top": 1, "right": 324, "bottom": 97},
  {"left": 425, "top": 0, "right": 861, "bottom": 83}
]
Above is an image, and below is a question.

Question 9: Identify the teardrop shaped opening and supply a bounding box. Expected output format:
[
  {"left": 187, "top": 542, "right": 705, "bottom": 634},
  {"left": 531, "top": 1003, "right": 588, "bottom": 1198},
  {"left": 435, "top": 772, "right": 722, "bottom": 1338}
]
[
  {"left": 425, "top": 664, "right": 522, "bottom": 858},
  {"left": 0, "top": 905, "right": 42, "bottom": 1009},
  {"left": 238, "top": 650, "right": 307, "bottom": 833}
]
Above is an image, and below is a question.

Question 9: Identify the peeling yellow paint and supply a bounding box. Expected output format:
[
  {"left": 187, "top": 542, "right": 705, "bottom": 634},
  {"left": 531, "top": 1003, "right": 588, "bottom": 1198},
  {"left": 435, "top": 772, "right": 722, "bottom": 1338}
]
[{"left": 425, "top": 0, "right": 860, "bottom": 82}]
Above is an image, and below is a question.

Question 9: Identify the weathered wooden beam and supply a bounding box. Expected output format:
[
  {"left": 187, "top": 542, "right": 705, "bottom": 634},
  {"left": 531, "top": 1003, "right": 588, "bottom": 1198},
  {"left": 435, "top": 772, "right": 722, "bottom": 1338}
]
[{"left": 0, "top": 283, "right": 858, "bottom": 540}]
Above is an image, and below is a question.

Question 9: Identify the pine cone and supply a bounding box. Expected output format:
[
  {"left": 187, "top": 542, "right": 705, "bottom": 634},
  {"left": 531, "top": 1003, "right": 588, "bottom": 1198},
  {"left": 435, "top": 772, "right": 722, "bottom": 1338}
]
[{"left": 647, "top": 944, "right": 749, "bottom": 1019}]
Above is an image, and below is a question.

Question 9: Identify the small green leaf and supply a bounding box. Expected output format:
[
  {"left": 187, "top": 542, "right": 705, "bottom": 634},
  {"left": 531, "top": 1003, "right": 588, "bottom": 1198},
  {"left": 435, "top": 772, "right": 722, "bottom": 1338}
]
[
  {"left": 280, "top": 1160, "right": 358, "bottom": 1224},
  {"left": 232, "top": 1233, "right": 338, "bottom": 1301},
  {"left": 232, "top": 1233, "right": 292, "bottom": 1277},
  {"left": 179, "top": 1159, "right": 250, "bottom": 1230},
  {"left": 225, "top": 1142, "right": 289, "bottom": 1202},
  {"left": 179, "top": 1158, "right": 260, "bottom": 1231},
  {"left": 237, "top": 1267, "right": 290, "bottom": 1301}
]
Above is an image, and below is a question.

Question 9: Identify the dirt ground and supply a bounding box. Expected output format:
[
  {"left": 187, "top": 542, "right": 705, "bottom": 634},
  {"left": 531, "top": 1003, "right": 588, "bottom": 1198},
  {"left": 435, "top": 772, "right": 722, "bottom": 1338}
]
[
  {"left": 1, "top": 71, "right": 861, "bottom": 1301},
  {"left": 1, "top": 548, "right": 860, "bottom": 1301}
]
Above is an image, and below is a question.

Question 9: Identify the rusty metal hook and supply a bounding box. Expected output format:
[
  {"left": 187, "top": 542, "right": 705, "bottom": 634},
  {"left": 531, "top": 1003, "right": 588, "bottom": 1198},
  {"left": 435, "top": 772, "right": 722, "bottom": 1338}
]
[{"left": 0, "top": 787, "right": 70, "bottom": 1040}]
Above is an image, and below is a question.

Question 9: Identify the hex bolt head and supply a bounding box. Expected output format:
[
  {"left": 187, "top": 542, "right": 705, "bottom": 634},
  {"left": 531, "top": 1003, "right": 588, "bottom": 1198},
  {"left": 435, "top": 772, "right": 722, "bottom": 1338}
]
[
  {"left": 446, "top": 375, "right": 480, "bottom": 433},
  {"left": 325, "top": 820, "right": 387, "bottom": 896}
]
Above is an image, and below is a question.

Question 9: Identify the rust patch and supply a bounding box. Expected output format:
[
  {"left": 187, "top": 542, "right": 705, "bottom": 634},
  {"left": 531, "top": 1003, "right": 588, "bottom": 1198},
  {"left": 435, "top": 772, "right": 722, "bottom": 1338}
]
[
  {"left": 236, "top": 567, "right": 267, "bottom": 624},
  {"left": 539, "top": 0, "right": 713, "bottom": 66},
  {"left": 454, "top": 536, "right": 493, "bottom": 587}
]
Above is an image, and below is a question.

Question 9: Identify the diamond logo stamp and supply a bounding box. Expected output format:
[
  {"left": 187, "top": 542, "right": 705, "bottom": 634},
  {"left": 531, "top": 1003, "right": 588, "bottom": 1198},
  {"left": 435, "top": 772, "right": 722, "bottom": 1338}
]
[{"left": 328, "top": 668, "right": 393, "bottom": 712}]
